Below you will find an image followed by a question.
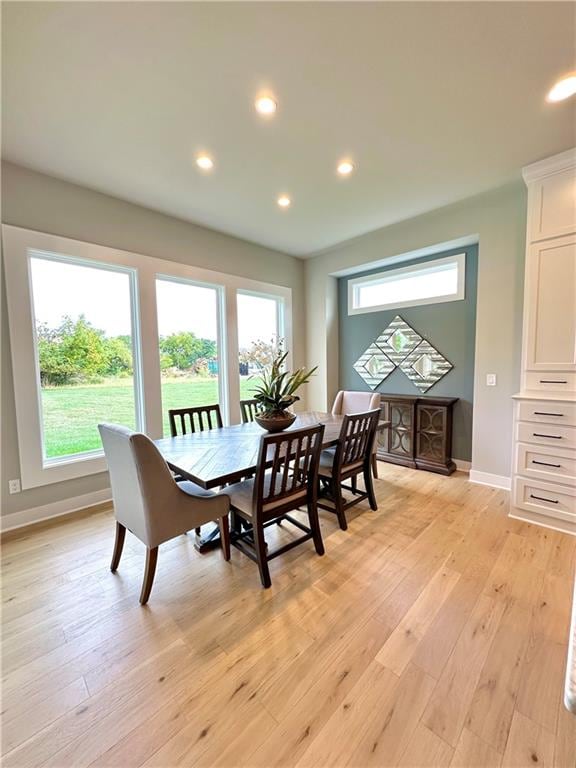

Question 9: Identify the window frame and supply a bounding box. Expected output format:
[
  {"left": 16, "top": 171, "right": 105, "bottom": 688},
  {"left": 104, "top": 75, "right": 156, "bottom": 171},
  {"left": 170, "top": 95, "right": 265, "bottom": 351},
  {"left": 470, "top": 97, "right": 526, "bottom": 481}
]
[
  {"left": 3, "top": 225, "right": 292, "bottom": 489},
  {"left": 28, "top": 250, "right": 145, "bottom": 467},
  {"left": 347, "top": 253, "right": 466, "bottom": 316}
]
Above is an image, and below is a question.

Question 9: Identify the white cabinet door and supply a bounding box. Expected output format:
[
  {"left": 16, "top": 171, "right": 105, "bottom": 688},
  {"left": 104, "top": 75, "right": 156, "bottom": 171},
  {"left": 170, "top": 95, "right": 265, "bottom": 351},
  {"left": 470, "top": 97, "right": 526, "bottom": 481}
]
[
  {"left": 525, "top": 234, "right": 576, "bottom": 372},
  {"left": 528, "top": 167, "right": 576, "bottom": 242}
]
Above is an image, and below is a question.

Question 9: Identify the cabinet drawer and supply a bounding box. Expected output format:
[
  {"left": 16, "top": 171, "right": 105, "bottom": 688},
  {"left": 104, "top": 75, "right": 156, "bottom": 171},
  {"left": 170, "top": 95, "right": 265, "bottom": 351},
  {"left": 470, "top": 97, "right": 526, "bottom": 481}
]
[
  {"left": 517, "top": 400, "right": 576, "bottom": 427},
  {"left": 513, "top": 477, "right": 576, "bottom": 524},
  {"left": 524, "top": 372, "right": 576, "bottom": 393},
  {"left": 517, "top": 421, "right": 576, "bottom": 450},
  {"left": 516, "top": 442, "right": 576, "bottom": 486}
]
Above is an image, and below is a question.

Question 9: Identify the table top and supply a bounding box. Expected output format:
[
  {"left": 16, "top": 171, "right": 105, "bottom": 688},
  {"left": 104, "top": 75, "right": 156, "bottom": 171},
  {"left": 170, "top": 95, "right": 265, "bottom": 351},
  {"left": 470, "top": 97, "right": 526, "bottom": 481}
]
[{"left": 155, "top": 411, "right": 387, "bottom": 489}]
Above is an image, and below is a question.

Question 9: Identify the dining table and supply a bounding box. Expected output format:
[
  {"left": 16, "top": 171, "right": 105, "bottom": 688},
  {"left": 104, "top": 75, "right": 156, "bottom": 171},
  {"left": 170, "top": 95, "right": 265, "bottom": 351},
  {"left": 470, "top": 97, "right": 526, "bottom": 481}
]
[{"left": 155, "top": 410, "right": 389, "bottom": 551}]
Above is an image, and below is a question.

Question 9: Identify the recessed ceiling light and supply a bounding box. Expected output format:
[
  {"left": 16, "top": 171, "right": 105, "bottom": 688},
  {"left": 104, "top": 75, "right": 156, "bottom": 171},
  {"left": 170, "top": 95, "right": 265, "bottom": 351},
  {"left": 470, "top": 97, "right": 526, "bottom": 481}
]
[
  {"left": 277, "top": 195, "right": 291, "bottom": 208},
  {"left": 255, "top": 95, "right": 277, "bottom": 115},
  {"left": 196, "top": 154, "right": 214, "bottom": 171},
  {"left": 337, "top": 160, "right": 355, "bottom": 176},
  {"left": 546, "top": 73, "right": 576, "bottom": 103}
]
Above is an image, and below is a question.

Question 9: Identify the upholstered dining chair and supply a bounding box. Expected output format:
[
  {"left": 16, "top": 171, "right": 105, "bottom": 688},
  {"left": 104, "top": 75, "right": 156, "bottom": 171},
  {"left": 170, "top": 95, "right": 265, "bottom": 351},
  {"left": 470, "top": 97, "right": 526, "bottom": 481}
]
[
  {"left": 225, "top": 424, "right": 326, "bottom": 588},
  {"left": 98, "top": 423, "right": 230, "bottom": 605},
  {"left": 331, "top": 390, "right": 381, "bottom": 478},
  {"left": 317, "top": 409, "right": 380, "bottom": 531}
]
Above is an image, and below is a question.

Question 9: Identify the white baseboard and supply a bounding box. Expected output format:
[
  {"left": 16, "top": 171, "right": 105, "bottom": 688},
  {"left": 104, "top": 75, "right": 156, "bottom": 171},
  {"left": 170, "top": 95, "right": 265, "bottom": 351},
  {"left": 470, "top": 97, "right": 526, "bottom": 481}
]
[
  {"left": 454, "top": 459, "right": 471, "bottom": 472},
  {"left": 1, "top": 488, "right": 112, "bottom": 533},
  {"left": 509, "top": 508, "right": 575, "bottom": 537},
  {"left": 469, "top": 470, "right": 511, "bottom": 491}
]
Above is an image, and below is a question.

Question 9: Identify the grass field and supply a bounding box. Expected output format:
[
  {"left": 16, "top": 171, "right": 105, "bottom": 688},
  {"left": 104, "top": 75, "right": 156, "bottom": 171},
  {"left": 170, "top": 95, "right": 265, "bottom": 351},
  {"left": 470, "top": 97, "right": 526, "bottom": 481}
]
[{"left": 41, "top": 376, "right": 256, "bottom": 458}]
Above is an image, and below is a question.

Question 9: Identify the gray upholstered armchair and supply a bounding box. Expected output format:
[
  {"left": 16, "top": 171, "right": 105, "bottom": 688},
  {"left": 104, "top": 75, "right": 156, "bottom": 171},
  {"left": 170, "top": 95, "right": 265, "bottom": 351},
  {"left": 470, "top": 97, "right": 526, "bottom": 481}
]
[
  {"left": 331, "top": 391, "right": 382, "bottom": 478},
  {"left": 98, "top": 423, "right": 230, "bottom": 605}
]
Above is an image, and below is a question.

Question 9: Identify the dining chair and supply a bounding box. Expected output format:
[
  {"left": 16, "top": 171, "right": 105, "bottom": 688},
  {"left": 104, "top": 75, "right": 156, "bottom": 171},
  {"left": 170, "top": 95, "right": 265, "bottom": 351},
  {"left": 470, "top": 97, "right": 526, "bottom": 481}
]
[
  {"left": 317, "top": 409, "right": 380, "bottom": 531},
  {"left": 168, "top": 404, "right": 223, "bottom": 437},
  {"left": 240, "top": 398, "right": 264, "bottom": 424},
  {"left": 225, "top": 424, "right": 325, "bottom": 588},
  {"left": 98, "top": 423, "right": 230, "bottom": 605},
  {"left": 331, "top": 390, "right": 381, "bottom": 478}
]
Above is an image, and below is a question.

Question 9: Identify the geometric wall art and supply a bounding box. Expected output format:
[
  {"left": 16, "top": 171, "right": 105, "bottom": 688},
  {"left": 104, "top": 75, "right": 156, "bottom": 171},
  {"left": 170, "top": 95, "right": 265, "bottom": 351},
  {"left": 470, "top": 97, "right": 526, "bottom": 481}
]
[{"left": 353, "top": 315, "right": 453, "bottom": 393}]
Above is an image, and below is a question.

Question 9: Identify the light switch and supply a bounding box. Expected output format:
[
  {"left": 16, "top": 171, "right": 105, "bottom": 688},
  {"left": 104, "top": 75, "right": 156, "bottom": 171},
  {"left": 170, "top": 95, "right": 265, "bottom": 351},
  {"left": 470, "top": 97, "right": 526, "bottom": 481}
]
[{"left": 486, "top": 373, "right": 497, "bottom": 386}]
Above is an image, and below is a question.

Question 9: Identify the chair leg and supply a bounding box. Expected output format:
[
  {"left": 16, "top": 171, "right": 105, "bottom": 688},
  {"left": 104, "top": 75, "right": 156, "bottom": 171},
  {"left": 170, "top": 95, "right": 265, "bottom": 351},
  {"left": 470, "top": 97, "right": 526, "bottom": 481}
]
[
  {"left": 371, "top": 454, "right": 379, "bottom": 479},
  {"left": 351, "top": 475, "right": 357, "bottom": 493},
  {"left": 308, "top": 502, "right": 325, "bottom": 556},
  {"left": 218, "top": 515, "right": 231, "bottom": 561},
  {"left": 139, "top": 547, "right": 158, "bottom": 605},
  {"left": 253, "top": 523, "right": 272, "bottom": 589},
  {"left": 365, "top": 468, "right": 378, "bottom": 511},
  {"left": 110, "top": 522, "right": 126, "bottom": 572},
  {"left": 333, "top": 481, "right": 348, "bottom": 531}
]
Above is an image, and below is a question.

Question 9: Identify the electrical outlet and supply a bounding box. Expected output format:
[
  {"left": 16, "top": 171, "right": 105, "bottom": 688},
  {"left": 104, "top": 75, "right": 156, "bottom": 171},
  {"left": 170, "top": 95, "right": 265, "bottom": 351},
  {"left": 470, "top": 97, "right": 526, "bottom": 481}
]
[
  {"left": 486, "top": 373, "right": 497, "bottom": 387},
  {"left": 8, "top": 479, "right": 21, "bottom": 494}
]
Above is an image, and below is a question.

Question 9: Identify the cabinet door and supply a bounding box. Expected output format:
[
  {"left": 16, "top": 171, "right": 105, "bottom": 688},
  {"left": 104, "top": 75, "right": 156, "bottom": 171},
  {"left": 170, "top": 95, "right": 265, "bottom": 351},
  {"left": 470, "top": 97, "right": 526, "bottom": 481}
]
[
  {"left": 528, "top": 167, "right": 576, "bottom": 242},
  {"left": 416, "top": 404, "right": 447, "bottom": 464},
  {"left": 525, "top": 235, "right": 576, "bottom": 372},
  {"left": 387, "top": 401, "right": 414, "bottom": 458}
]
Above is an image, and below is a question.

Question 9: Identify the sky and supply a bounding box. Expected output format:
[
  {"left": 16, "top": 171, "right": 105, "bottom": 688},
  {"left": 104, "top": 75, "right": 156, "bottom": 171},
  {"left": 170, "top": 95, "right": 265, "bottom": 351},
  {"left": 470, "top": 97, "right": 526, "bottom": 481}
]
[{"left": 30, "top": 257, "right": 278, "bottom": 349}]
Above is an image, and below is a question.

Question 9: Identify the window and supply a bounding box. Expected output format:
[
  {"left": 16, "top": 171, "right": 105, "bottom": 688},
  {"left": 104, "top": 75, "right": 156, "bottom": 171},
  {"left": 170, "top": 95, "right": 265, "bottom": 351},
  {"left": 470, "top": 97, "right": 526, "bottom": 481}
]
[
  {"left": 29, "top": 253, "right": 141, "bottom": 462},
  {"left": 156, "top": 277, "right": 222, "bottom": 436},
  {"left": 3, "top": 225, "right": 293, "bottom": 489},
  {"left": 348, "top": 253, "right": 466, "bottom": 315},
  {"left": 237, "top": 291, "right": 284, "bottom": 399}
]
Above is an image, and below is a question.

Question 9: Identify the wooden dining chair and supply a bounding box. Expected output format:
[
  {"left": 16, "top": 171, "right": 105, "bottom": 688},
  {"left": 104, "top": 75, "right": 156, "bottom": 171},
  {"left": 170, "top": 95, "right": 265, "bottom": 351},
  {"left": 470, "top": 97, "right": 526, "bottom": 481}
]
[
  {"left": 98, "top": 423, "right": 230, "bottom": 605},
  {"left": 225, "top": 424, "right": 325, "bottom": 588},
  {"left": 331, "top": 391, "right": 381, "bottom": 478},
  {"left": 240, "top": 398, "right": 264, "bottom": 424},
  {"left": 317, "top": 409, "right": 380, "bottom": 531},
  {"left": 168, "top": 404, "right": 223, "bottom": 437}
]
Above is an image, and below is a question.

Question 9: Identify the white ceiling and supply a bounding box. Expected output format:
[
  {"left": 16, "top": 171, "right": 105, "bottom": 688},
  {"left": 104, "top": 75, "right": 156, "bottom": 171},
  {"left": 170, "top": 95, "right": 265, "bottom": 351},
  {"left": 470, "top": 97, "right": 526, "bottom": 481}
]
[{"left": 3, "top": 2, "right": 575, "bottom": 257}]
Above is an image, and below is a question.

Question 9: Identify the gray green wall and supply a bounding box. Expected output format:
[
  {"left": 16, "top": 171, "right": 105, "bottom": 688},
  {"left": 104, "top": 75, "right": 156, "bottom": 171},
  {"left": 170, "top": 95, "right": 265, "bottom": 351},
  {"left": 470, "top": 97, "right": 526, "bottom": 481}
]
[{"left": 338, "top": 246, "right": 478, "bottom": 461}]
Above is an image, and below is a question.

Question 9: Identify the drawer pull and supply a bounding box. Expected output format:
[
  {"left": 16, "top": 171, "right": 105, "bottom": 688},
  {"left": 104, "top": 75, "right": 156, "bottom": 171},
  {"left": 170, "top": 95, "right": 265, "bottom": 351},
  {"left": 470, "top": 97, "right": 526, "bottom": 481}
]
[
  {"left": 530, "top": 493, "right": 559, "bottom": 504},
  {"left": 539, "top": 379, "right": 568, "bottom": 384},
  {"left": 533, "top": 411, "right": 564, "bottom": 417},
  {"left": 532, "top": 460, "right": 561, "bottom": 468},
  {"left": 533, "top": 433, "right": 562, "bottom": 439}
]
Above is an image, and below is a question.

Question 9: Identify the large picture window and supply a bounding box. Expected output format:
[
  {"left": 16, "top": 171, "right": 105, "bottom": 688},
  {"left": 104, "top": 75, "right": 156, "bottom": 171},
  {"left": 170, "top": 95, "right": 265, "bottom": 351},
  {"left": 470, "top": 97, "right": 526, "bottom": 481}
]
[
  {"left": 348, "top": 253, "right": 466, "bottom": 315},
  {"left": 156, "top": 277, "right": 222, "bottom": 436},
  {"left": 2, "top": 225, "right": 292, "bottom": 489},
  {"left": 237, "top": 291, "right": 285, "bottom": 398},
  {"left": 29, "top": 254, "right": 141, "bottom": 461}
]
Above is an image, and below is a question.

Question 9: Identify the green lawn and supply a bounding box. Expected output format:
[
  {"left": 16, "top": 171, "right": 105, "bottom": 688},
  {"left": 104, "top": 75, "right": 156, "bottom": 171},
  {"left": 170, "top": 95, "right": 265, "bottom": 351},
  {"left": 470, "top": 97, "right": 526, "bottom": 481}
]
[{"left": 41, "top": 376, "right": 257, "bottom": 458}]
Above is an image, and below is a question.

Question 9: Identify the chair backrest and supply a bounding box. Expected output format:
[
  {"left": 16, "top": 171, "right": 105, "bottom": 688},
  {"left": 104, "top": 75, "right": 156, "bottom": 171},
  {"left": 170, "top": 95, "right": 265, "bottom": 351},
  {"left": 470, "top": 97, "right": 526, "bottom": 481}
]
[
  {"left": 332, "top": 390, "right": 381, "bottom": 416},
  {"left": 253, "top": 424, "right": 325, "bottom": 520},
  {"left": 333, "top": 409, "right": 380, "bottom": 476},
  {"left": 99, "top": 423, "right": 179, "bottom": 546},
  {"left": 240, "top": 398, "right": 264, "bottom": 424},
  {"left": 168, "top": 404, "right": 223, "bottom": 437}
]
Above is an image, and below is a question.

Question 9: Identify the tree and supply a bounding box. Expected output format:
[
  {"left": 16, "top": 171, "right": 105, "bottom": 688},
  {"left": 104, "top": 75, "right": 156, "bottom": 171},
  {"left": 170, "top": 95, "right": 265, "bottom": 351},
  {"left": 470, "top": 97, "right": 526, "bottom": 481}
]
[
  {"left": 159, "top": 332, "right": 216, "bottom": 370},
  {"left": 37, "top": 315, "right": 110, "bottom": 385},
  {"left": 104, "top": 336, "right": 133, "bottom": 377}
]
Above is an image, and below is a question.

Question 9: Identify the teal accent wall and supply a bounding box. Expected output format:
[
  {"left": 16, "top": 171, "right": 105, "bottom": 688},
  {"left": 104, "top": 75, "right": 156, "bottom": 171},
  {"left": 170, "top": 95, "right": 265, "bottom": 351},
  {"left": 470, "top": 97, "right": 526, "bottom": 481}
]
[{"left": 338, "top": 245, "right": 478, "bottom": 461}]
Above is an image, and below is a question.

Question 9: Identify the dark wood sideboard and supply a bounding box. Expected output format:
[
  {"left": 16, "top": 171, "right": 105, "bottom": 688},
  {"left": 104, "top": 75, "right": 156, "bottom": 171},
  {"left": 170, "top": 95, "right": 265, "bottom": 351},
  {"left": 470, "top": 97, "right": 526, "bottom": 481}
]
[{"left": 376, "top": 394, "right": 459, "bottom": 475}]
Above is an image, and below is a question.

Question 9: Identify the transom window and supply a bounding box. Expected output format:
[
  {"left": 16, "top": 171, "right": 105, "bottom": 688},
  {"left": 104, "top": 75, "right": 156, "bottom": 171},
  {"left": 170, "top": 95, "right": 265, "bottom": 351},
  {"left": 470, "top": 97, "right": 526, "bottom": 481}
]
[{"left": 348, "top": 253, "right": 466, "bottom": 315}]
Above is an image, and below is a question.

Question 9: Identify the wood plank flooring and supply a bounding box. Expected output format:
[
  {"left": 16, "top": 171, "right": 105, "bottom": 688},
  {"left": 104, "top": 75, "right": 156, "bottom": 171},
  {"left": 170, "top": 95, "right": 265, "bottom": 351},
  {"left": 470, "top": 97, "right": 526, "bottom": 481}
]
[{"left": 1, "top": 465, "right": 575, "bottom": 767}]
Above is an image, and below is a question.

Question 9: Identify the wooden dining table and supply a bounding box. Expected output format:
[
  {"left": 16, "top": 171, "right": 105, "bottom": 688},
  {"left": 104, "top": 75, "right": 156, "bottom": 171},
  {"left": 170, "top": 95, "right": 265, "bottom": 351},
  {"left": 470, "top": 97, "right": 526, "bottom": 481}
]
[{"left": 155, "top": 410, "right": 389, "bottom": 551}]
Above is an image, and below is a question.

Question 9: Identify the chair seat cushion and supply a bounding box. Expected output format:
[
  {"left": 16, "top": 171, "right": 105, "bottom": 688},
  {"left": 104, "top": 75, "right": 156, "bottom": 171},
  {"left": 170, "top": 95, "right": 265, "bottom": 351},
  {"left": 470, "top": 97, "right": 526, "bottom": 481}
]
[
  {"left": 226, "top": 472, "right": 307, "bottom": 517},
  {"left": 177, "top": 480, "right": 217, "bottom": 498}
]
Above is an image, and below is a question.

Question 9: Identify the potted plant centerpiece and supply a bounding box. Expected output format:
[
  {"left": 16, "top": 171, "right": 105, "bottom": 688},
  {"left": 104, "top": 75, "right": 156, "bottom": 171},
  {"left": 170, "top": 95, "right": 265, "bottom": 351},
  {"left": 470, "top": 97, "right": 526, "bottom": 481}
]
[{"left": 251, "top": 347, "right": 317, "bottom": 432}]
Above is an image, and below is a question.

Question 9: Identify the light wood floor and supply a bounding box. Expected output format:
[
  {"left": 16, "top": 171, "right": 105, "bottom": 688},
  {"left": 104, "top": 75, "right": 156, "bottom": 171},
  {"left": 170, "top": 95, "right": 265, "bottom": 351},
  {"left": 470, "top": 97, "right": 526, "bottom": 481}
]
[{"left": 1, "top": 466, "right": 575, "bottom": 767}]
